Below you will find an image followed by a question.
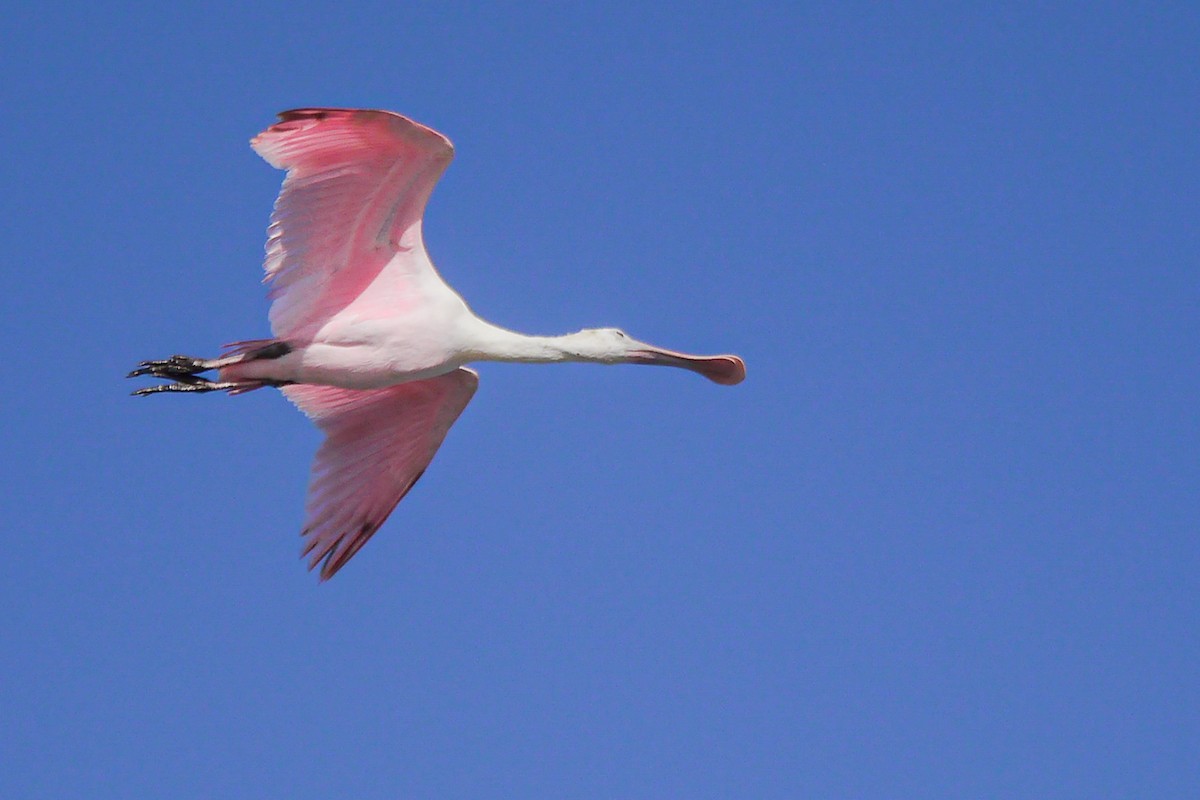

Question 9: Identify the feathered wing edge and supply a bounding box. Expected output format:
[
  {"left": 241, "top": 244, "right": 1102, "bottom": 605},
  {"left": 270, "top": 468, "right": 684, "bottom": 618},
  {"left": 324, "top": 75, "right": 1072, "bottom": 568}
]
[
  {"left": 250, "top": 108, "right": 454, "bottom": 339},
  {"left": 282, "top": 368, "right": 478, "bottom": 580}
]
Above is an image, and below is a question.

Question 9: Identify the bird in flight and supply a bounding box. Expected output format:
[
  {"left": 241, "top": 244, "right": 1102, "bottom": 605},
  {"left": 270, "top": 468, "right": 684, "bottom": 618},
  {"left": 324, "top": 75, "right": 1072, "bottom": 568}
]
[{"left": 130, "top": 108, "right": 746, "bottom": 580}]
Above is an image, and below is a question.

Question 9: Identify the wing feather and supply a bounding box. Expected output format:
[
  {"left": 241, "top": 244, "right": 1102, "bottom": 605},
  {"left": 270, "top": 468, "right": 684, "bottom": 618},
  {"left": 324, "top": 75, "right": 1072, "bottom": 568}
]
[
  {"left": 252, "top": 108, "right": 454, "bottom": 339},
  {"left": 283, "top": 368, "right": 478, "bottom": 580}
]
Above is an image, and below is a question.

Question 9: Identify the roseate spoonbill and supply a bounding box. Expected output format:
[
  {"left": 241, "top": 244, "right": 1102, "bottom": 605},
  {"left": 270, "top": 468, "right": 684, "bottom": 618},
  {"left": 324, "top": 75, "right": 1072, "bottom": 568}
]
[{"left": 130, "top": 108, "right": 745, "bottom": 580}]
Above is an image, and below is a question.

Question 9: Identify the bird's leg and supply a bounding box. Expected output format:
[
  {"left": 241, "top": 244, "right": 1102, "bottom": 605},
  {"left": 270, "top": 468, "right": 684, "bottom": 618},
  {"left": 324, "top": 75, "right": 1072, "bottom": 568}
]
[
  {"left": 131, "top": 376, "right": 294, "bottom": 397},
  {"left": 131, "top": 377, "right": 251, "bottom": 396},
  {"left": 129, "top": 341, "right": 292, "bottom": 379},
  {"left": 127, "top": 349, "right": 265, "bottom": 380},
  {"left": 128, "top": 341, "right": 294, "bottom": 396}
]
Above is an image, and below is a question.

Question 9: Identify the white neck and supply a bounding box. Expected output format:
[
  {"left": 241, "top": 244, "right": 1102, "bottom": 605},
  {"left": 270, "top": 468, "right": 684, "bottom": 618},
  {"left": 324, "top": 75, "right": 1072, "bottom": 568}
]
[{"left": 463, "top": 321, "right": 605, "bottom": 364}]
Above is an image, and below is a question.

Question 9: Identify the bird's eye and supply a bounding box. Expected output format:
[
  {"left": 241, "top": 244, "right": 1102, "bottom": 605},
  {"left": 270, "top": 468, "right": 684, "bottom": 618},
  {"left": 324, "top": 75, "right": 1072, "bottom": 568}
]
[{"left": 613, "top": 330, "right": 628, "bottom": 338}]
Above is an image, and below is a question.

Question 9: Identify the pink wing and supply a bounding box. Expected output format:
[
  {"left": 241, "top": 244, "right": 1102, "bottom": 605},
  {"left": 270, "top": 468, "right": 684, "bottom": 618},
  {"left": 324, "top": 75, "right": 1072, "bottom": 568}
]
[
  {"left": 282, "top": 368, "right": 478, "bottom": 580},
  {"left": 251, "top": 108, "right": 455, "bottom": 339}
]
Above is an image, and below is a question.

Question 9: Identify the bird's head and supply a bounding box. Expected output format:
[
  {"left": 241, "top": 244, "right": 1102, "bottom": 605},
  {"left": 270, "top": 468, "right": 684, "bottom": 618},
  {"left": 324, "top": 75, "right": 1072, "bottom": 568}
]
[{"left": 569, "top": 327, "right": 746, "bottom": 385}]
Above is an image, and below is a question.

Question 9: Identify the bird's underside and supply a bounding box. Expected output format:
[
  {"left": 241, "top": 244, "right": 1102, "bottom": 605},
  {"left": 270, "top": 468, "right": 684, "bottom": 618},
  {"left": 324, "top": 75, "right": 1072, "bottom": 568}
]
[{"left": 130, "top": 107, "right": 745, "bottom": 581}]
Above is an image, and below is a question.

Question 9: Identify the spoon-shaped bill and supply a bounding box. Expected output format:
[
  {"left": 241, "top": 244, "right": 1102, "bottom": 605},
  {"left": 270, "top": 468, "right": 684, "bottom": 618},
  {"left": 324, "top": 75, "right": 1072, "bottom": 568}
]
[{"left": 630, "top": 347, "right": 746, "bottom": 385}]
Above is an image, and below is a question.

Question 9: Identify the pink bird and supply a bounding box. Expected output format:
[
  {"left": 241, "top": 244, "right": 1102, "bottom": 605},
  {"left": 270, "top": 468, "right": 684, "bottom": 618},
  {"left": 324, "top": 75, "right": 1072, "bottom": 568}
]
[{"left": 131, "top": 108, "right": 746, "bottom": 580}]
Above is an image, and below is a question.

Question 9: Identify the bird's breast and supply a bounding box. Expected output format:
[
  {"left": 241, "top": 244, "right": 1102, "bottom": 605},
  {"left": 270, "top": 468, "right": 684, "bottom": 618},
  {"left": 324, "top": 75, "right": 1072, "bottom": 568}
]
[{"left": 289, "top": 310, "right": 466, "bottom": 389}]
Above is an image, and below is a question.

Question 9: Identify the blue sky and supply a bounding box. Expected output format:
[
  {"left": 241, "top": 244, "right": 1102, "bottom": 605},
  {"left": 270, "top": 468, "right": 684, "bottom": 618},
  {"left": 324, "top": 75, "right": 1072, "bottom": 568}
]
[{"left": 2, "top": 3, "right": 1196, "bottom": 797}]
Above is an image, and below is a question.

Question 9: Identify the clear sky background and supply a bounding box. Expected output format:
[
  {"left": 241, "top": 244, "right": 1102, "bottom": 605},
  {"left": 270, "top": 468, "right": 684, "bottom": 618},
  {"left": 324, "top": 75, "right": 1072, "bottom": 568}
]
[{"left": 1, "top": 3, "right": 1196, "bottom": 798}]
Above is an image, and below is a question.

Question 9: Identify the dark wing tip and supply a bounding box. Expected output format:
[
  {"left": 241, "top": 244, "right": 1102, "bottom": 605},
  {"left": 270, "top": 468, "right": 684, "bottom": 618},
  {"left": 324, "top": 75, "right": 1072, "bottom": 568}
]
[
  {"left": 275, "top": 107, "right": 341, "bottom": 122},
  {"left": 270, "top": 107, "right": 454, "bottom": 157},
  {"left": 316, "top": 521, "right": 380, "bottom": 581},
  {"left": 308, "top": 469, "right": 430, "bottom": 582}
]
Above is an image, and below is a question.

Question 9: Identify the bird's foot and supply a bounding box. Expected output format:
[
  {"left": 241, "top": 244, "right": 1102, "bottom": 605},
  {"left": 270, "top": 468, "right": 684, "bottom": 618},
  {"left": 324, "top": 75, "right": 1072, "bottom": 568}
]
[
  {"left": 128, "top": 342, "right": 293, "bottom": 396},
  {"left": 127, "top": 354, "right": 210, "bottom": 380},
  {"left": 128, "top": 353, "right": 237, "bottom": 396},
  {"left": 131, "top": 376, "right": 247, "bottom": 396}
]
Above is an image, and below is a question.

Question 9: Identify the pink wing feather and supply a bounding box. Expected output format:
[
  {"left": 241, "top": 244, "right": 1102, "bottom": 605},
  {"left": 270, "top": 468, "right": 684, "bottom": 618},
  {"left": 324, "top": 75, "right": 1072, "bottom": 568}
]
[
  {"left": 283, "top": 368, "right": 478, "bottom": 580},
  {"left": 251, "top": 108, "right": 454, "bottom": 339}
]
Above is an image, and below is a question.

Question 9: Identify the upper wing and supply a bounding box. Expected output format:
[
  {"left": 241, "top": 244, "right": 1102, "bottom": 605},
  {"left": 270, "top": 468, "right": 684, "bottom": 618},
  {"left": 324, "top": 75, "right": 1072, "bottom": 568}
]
[
  {"left": 252, "top": 108, "right": 455, "bottom": 339},
  {"left": 282, "top": 368, "right": 478, "bottom": 580}
]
